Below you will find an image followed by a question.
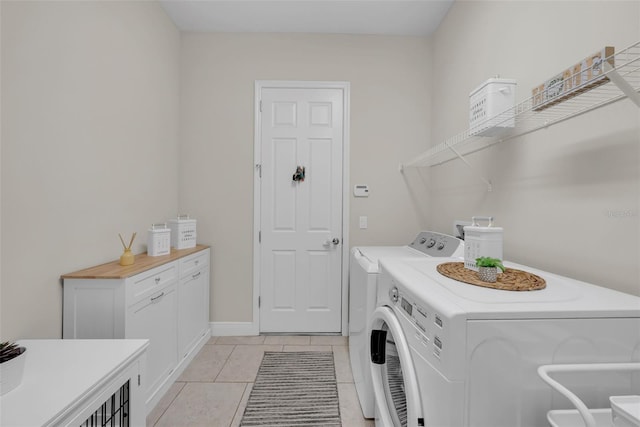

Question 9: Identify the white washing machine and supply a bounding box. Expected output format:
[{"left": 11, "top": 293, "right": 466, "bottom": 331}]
[
  {"left": 349, "top": 232, "right": 464, "bottom": 419},
  {"left": 369, "top": 256, "right": 640, "bottom": 427}
]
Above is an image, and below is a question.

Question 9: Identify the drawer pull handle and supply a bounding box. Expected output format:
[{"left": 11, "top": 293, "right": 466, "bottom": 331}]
[
  {"left": 150, "top": 292, "right": 165, "bottom": 302},
  {"left": 192, "top": 272, "right": 201, "bottom": 279},
  {"left": 155, "top": 277, "right": 161, "bottom": 284}
]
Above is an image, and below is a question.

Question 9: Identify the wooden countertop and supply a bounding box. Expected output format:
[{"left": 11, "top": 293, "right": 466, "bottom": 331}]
[{"left": 61, "top": 244, "right": 210, "bottom": 280}]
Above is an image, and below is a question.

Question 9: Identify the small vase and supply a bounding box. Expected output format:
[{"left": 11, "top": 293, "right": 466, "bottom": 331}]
[
  {"left": 120, "top": 248, "right": 134, "bottom": 266},
  {"left": 478, "top": 266, "right": 497, "bottom": 283},
  {"left": 0, "top": 347, "right": 26, "bottom": 396}
]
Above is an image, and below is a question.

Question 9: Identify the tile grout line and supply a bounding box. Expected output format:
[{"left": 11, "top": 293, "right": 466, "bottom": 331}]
[
  {"left": 228, "top": 382, "right": 251, "bottom": 427},
  {"left": 151, "top": 381, "right": 186, "bottom": 427},
  {"left": 212, "top": 343, "right": 237, "bottom": 383}
]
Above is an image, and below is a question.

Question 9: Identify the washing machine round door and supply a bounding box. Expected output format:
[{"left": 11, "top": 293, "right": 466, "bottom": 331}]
[{"left": 369, "top": 306, "right": 423, "bottom": 427}]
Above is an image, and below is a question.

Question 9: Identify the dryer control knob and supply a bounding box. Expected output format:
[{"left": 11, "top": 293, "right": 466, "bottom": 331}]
[
  {"left": 426, "top": 239, "right": 436, "bottom": 248},
  {"left": 389, "top": 287, "right": 399, "bottom": 303},
  {"left": 437, "top": 242, "right": 445, "bottom": 250}
]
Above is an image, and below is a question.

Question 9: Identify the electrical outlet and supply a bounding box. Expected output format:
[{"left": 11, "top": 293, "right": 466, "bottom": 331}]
[
  {"left": 453, "top": 220, "right": 472, "bottom": 240},
  {"left": 359, "top": 216, "right": 368, "bottom": 229}
]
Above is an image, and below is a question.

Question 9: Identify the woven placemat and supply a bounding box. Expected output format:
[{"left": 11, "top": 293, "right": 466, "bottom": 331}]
[{"left": 436, "top": 262, "right": 546, "bottom": 291}]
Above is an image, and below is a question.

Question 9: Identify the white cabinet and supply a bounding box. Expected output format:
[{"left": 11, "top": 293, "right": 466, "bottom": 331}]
[
  {"left": 178, "top": 250, "right": 210, "bottom": 360},
  {"left": 128, "top": 283, "right": 178, "bottom": 398},
  {"left": 61, "top": 245, "right": 210, "bottom": 414}
]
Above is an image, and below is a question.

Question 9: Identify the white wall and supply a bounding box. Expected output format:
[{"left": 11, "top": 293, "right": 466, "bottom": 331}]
[
  {"left": 179, "top": 33, "right": 432, "bottom": 322},
  {"left": 426, "top": 1, "right": 639, "bottom": 295},
  {"left": 1, "top": 1, "right": 181, "bottom": 340}
]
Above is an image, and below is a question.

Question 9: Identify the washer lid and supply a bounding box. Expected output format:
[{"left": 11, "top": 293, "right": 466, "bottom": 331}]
[
  {"left": 351, "top": 246, "right": 424, "bottom": 273},
  {"left": 380, "top": 257, "right": 640, "bottom": 320}
]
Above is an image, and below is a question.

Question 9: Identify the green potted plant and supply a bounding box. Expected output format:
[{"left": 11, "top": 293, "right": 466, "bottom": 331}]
[
  {"left": 0, "top": 341, "right": 26, "bottom": 396},
  {"left": 476, "top": 257, "right": 505, "bottom": 283}
]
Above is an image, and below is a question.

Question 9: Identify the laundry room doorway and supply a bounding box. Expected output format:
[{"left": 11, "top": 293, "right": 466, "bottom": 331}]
[{"left": 253, "top": 81, "right": 350, "bottom": 334}]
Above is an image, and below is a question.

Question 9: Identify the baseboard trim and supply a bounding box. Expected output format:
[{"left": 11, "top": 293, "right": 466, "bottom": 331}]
[{"left": 210, "top": 321, "right": 258, "bottom": 336}]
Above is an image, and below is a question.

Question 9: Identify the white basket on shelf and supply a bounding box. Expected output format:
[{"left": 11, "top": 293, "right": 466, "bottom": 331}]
[{"left": 469, "top": 77, "right": 517, "bottom": 137}]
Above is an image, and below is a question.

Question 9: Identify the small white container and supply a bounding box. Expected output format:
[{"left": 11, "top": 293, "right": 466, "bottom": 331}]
[
  {"left": 147, "top": 223, "right": 171, "bottom": 256},
  {"left": 0, "top": 347, "right": 26, "bottom": 396},
  {"left": 168, "top": 215, "right": 196, "bottom": 249},
  {"left": 469, "top": 78, "right": 517, "bottom": 137},
  {"left": 464, "top": 216, "right": 503, "bottom": 271}
]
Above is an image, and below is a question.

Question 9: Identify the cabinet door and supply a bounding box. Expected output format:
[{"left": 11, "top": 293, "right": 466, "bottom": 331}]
[
  {"left": 127, "top": 285, "right": 177, "bottom": 399},
  {"left": 178, "top": 267, "right": 209, "bottom": 359}
]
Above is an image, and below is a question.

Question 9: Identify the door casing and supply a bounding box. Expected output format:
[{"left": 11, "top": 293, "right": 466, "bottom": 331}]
[{"left": 253, "top": 80, "right": 350, "bottom": 335}]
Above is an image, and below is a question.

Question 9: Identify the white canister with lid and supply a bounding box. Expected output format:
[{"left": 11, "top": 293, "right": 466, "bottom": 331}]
[
  {"left": 463, "top": 216, "right": 503, "bottom": 271},
  {"left": 147, "top": 223, "right": 171, "bottom": 256},
  {"left": 168, "top": 214, "right": 197, "bottom": 249}
]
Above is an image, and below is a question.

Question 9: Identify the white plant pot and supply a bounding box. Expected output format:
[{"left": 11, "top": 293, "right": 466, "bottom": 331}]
[
  {"left": 478, "top": 266, "right": 497, "bottom": 283},
  {"left": 0, "top": 347, "right": 26, "bottom": 396}
]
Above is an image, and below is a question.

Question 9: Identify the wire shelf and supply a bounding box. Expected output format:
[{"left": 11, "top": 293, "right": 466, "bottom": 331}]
[{"left": 403, "top": 40, "right": 640, "bottom": 169}]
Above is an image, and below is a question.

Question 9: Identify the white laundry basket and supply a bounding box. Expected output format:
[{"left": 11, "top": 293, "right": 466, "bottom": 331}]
[
  {"left": 547, "top": 409, "right": 613, "bottom": 427},
  {"left": 539, "top": 363, "right": 640, "bottom": 427}
]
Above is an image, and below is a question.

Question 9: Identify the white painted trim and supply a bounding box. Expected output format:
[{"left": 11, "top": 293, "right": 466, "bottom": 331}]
[
  {"left": 210, "top": 321, "right": 258, "bottom": 337},
  {"left": 253, "top": 80, "right": 351, "bottom": 336}
]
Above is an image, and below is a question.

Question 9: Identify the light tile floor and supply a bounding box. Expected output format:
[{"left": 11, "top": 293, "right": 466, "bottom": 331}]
[{"left": 147, "top": 335, "right": 375, "bottom": 427}]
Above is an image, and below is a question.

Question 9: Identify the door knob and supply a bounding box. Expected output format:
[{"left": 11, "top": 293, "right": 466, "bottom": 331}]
[{"left": 331, "top": 238, "right": 340, "bottom": 245}]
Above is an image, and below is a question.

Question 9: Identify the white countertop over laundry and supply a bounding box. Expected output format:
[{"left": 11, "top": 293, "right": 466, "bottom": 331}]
[{"left": 0, "top": 339, "right": 148, "bottom": 427}]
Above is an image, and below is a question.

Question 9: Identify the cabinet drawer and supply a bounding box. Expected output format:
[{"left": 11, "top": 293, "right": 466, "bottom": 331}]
[
  {"left": 179, "top": 251, "right": 209, "bottom": 277},
  {"left": 128, "top": 263, "right": 177, "bottom": 305}
]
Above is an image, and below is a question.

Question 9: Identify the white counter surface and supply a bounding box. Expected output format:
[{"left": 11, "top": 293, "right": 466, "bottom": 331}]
[{"left": 0, "top": 339, "right": 148, "bottom": 427}]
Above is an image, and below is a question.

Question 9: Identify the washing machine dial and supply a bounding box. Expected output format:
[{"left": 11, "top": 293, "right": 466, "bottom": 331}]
[
  {"left": 437, "top": 242, "right": 445, "bottom": 250},
  {"left": 419, "top": 237, "right": 427, "bottom": 244},
  {"left": 389, "top": 287, "right": 399, "bottom": 303},
  {"left": 426, "top": 239, "right": 436, "bottom": 248}
]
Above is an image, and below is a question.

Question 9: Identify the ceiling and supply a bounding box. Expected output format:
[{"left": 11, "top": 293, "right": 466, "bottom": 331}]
[{"left": 159, "top": 0, "right": 455, "bottom": 36}]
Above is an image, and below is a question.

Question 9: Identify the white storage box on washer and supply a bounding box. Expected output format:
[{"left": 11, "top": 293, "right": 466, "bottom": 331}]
[
  {"left": 147, "top": 223, "right": 171, "bottom": 256},
  {"left": 469, "top": 77, "right": 517, "bottom": 137},
  {"left": 168, "top": 215, "right": 196, "bottom": 249},
  {"left": 463, "top": 216, "right": 503, "bottom": 271}
]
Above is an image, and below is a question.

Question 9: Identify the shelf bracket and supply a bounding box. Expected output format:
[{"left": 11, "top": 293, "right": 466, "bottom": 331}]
[
  {"left": 447, "top": 144, "right": 493, "bottom": 192},
  {"left": 604, "top": 62, "right": 640, "bottom": 108}
]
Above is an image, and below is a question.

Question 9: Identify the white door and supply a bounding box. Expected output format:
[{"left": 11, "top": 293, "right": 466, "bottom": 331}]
[{"left": 258, "top": 85, "right": 345, "bottom": 333}]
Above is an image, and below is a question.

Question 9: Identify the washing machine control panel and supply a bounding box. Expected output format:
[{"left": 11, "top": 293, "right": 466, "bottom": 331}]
[
  {"left": 408, "top": 231, "right": 463, "bottom": 257},
  {"left": 394, "top": 288, "right": 447, "bottom": 362}
]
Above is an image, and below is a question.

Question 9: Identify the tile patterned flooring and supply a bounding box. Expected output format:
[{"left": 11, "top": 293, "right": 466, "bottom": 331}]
[{"left": 147, "top": 335, "right": 375, "bottom": 427}]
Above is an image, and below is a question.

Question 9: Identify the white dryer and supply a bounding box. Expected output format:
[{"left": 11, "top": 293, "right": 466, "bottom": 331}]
[
  {"left": 349, "top": 232, "right": 463, "bottom": 419},
  {"left": 370, "top": 256, "right": 640, "bottom": 427}
]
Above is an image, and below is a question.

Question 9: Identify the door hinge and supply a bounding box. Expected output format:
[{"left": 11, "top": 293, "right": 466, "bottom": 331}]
[
  {"left": 255, "top": 163, "right": 262, "bottom": 178},
  {"left": 259, "top": 230, "right": 261, "bottom": 243},
  {"left": 258, "top": 296, "right": 261, "bottom": 308},
  {"left": 138, "top": 374, "right": 141, "bottom": 386}
]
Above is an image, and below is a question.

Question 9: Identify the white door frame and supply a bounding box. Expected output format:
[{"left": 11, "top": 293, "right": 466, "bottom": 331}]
[{"left": 253, "top": 80, "right": 350, "bottom": 335}]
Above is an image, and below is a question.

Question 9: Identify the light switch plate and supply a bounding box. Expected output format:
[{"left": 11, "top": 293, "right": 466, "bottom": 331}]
[{"left": 359, "top": 216, "right": 368, "bottom": 229}]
